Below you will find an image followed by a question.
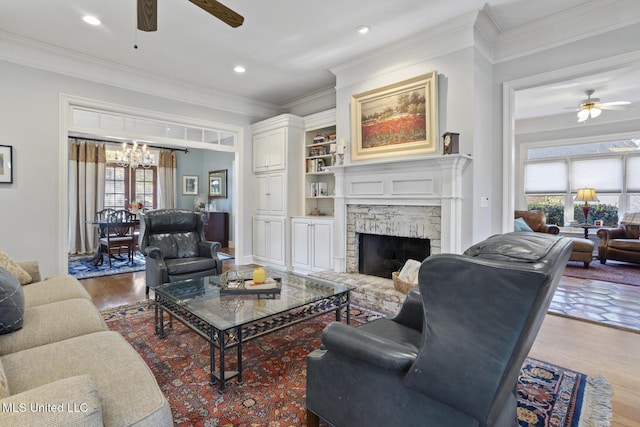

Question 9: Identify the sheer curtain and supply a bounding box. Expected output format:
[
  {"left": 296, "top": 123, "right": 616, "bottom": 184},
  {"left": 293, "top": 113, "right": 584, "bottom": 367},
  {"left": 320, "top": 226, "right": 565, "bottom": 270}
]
[
  {"left": 157, "top": 149, "right": 177, "bottom": 208},
  {"left": 68, "top": 138, "right": 106, "bottom": 254}
]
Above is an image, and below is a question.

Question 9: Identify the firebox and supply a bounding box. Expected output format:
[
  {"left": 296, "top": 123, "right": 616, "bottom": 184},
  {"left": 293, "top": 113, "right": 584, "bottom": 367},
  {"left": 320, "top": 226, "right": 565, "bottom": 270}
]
[{"left": 358, "top": 233, "right": 430, "bottom": 279}]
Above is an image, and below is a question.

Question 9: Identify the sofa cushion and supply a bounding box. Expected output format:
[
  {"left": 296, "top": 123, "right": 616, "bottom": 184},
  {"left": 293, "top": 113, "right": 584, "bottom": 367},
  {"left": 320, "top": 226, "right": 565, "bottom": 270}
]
[
  {"left": 0, "top": 375, "right": 103, "bottom": 427},
  {"left": 0, "top": 298, "right": 108, "bottom": 356},
  {"left": 0, "top": 358, "right": 8, "bottom": 399},
  {"left": 0, "top": 251, "right": 32, "bottom": 285},
  {"left": 22, "top": 275, "right": 91, "bottom": 308},
  {"left": 0, "top": 267, "right": 25, "bottom": 335},
  {"left": 2, "top": 331, "right": 172, "bottom": 427}
]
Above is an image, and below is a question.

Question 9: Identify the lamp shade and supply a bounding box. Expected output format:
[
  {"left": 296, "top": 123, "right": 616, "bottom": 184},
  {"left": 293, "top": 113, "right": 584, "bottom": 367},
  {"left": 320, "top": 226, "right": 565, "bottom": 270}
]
[{"left": 574, "top": 188, "right": 599, "bottom": 202}]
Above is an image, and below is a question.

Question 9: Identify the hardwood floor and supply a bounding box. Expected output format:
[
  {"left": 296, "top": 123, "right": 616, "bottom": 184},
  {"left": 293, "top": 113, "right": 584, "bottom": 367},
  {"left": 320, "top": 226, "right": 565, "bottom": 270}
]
[{"left": 80, "top": 266, "right": 640, "bottom": 426}]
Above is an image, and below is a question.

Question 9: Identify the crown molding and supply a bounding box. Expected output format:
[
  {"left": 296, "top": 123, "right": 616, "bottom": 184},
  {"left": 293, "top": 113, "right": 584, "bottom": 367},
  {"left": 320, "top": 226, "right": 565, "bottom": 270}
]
[
  {"left": 493, "top": 0, "right": 640, "bottom": 63},
  {"left": 331, "top": 10, "right": 480, "bottom": 89},
  {"left": 0, "top": 31, "right": 280, "bottom": 120}
]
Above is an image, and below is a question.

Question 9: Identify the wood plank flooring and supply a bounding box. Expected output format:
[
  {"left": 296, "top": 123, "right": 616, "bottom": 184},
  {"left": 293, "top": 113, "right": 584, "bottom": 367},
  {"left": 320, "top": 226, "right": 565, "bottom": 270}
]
[{"left": 80, "top": 262, "right": 640, "bottom": 426}]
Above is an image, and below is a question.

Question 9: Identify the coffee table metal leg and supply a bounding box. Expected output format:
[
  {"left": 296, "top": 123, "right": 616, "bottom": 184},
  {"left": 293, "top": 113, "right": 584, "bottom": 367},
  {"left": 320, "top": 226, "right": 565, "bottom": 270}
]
[
  {"left": 209, "top": 328, "right": 217, "bottom": 386},
  {"left": 237, "top": 328, "right": 243, "bottom": 384},
  {"left": 219, "top": 331, "right": 226, "bottom": 392}
]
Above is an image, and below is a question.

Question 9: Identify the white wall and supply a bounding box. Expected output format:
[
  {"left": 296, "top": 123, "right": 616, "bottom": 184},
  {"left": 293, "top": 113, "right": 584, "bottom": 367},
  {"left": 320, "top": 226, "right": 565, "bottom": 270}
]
[{"left": 0, "top": 60, "right": 255, "bottom": 277}]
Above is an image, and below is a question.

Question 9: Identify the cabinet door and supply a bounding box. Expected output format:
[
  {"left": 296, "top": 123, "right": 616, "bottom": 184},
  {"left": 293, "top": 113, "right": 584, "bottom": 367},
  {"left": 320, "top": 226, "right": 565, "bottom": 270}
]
[
  {"left": 291, "top": 219, "right": 311, "bottom": 270},
  {"left": 253, "top": 128, "right": 286, "bottom": 172},
  {"left": 252, "top": 218, "right": 268, "bottom": 260},
  {"left": 312, "top": 220, "right": 333, "bottom": 271},
  {"left": 267, "top": 219, "right": 285, "bottom": 265},
  {"left": 267, "top": 172, "right": 285, "bottom": 216},
  {"left": 254, "top": 175, "right": 269, "bottom": 215}
]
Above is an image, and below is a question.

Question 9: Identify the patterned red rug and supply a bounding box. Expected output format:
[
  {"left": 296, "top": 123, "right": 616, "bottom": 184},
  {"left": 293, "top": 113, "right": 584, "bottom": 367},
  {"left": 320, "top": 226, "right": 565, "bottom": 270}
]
[
  {"left": 564, "top": 260, "right": 640, "bottom": 286},
  {"left": 103, "top": 302, "right": 611, "bottom": 427}
]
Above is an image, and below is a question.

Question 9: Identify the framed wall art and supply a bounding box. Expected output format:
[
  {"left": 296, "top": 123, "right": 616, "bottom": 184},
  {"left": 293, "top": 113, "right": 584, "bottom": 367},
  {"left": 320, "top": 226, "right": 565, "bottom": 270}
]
[
  {"left": 208, "top": 169, "right": 228, "bottom": 198},
  {"left": 350, "top": 71, "right": 438, "bottom": 161},
  {"left": 182, "top": 174, "right": 199, "bottom": 195},
  {"left": 0, "top": 145, "right": 13, "bottom": 184}
]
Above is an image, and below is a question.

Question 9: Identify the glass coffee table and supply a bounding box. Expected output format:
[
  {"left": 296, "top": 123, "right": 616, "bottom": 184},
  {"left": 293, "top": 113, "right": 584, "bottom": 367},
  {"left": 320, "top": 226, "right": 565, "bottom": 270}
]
[{"left": 154, "top": 268, "right": 353, "bottom": 391}]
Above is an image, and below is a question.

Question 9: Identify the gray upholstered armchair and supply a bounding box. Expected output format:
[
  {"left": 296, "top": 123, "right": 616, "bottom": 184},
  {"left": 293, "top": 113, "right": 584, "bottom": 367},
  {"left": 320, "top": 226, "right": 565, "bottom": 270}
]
[
  {"left": 306, "top": 232, "right": 573, "bottom": 427},
  {"left": 139, "top": 209, "right": 222, "bottom": 294}
]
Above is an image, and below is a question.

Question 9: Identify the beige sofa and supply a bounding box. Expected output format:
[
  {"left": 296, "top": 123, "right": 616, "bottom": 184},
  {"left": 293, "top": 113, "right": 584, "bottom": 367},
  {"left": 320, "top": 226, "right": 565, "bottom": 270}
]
[{"left": 0, "top": 261, "right": 173, "bottom": 427}]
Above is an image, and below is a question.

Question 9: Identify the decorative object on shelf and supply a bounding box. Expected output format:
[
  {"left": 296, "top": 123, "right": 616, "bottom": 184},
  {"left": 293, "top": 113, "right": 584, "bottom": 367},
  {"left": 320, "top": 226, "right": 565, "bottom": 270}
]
[
  {"left": 337, "top": 138, "right": 346, "bottom": 165},
  {"left": 329, "top": 143, "right": 337, "bottom": 166},
  {"left": 310, "top": 182, "right": 318, "bottom": 197},
  {"left": 182, "top": 174, "right": 199, "bottom": 195},
  {"left": 0, "top": 144, "right": 13, "bottom": 184},
  {"left": 116, "top": 141, "right": 153, "bottom": 169},
  {"left": 350, "top": 71, "right": 438, "bottom": 160},
  {"left": 194, "top": 194, "right": 208, "bottom": 212},
  {"left": 319, "top": 182, "right": 328, "bottom": 196},
  {"left": 574, "top": 188, "right": 599, "bottom": 223},
  {"left": 208, "top": 169, "right": 228, "bottom": 198},
  {"left": 442, "top": 132, "right": 459, "bottom": 154}
]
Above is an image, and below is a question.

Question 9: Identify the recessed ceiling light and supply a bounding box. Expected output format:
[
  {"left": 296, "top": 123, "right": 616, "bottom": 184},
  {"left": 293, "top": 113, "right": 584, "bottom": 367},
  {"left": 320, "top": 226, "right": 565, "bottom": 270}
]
[
  {"left": 234, "top": 65, "right": 246, "bottom": 74},
  {"left": 357, "top": 25, "right": 370, "bottom": 34},
  {"left": 82, "top": 15, "right": 101, "bottom": 26}
]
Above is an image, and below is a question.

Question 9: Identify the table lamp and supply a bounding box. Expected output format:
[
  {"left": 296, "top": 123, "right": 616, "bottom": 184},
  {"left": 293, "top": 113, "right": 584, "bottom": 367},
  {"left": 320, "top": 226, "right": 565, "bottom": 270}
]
[{"left": 574, "top": 188, "right": 599, "bottom": 224}]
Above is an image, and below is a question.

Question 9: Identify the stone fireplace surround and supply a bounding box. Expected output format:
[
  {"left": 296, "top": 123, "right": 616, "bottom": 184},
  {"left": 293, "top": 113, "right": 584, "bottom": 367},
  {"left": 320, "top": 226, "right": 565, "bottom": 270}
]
[{"left": 311, "top": 154, "right": 471, "bottom": 314}]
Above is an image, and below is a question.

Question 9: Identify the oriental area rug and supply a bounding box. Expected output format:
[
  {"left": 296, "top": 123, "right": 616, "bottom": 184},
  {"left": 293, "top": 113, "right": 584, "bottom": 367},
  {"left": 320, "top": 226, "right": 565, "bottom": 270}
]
[
  {"left": 103, "top": 302, "right": 612, "bottom": 427},
  {"left": 563, "top": 260, "right": 640, "bottom": 286}
]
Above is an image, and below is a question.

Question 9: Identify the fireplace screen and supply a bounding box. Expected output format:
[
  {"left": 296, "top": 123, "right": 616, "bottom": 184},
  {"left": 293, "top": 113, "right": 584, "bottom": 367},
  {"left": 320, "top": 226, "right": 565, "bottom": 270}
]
[{"left": 358, "top": 233, "right": 430, "bottom": 279}]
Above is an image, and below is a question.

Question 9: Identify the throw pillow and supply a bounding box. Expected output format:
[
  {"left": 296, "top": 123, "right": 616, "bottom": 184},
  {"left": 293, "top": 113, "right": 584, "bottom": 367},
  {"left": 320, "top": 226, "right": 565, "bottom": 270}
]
[
  {"left": 514, "top": 217, "right": 534, "bottom": 232},
  {"left": 0, "top": 267, "right": 25, "bottom": 335},
  {"left": 0, "top": 251, "right": 32, "bottom": 285}
]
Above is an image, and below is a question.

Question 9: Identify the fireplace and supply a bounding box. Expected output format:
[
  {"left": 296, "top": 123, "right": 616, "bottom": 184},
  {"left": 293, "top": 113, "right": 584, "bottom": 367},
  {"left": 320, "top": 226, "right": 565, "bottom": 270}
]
[{"left": 358, "top": 233, "right": 430, "bottom": 279}]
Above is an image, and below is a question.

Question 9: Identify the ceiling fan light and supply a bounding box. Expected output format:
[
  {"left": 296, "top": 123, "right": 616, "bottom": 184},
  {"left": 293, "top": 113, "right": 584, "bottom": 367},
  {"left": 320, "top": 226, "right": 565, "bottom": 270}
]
[
  {"left": 590, "top": 107, "right": 602, "bottom": 118},
  {"left": 577, "top": 109, "right": 590, "bottom": 122}
]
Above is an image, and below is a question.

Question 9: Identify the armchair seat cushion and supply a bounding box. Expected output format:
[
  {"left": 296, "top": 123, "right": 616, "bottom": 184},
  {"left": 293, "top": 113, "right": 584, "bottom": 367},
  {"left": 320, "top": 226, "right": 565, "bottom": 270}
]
[
  {"left": 607, "top": 239, "right": 640, "bottom": 251},
  {"left": 165, "top": 257, "right": 218, "bottom": 276}
]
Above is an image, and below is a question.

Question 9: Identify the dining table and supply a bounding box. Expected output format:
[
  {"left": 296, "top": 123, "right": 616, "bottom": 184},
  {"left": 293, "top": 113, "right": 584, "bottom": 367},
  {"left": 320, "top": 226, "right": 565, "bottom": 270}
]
[{"left": 87, "top": 217, "right": 140, "bottom": 266}]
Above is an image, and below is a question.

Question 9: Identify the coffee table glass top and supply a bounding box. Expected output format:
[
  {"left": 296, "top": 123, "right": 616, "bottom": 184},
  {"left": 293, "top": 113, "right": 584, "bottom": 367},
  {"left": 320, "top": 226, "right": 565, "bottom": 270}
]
[{"left": 155, "top": 269, "right": 353, "bottom": 330}]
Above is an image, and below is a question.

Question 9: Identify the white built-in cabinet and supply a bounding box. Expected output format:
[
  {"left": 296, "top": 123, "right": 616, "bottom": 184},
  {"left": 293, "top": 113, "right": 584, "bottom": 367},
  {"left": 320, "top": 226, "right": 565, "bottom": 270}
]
[
  {"left": 251, "top": 114, "right": 304, "bottom": 268},
  {"left": 291, "top": 217, "right": 334, "bottom": 273}
]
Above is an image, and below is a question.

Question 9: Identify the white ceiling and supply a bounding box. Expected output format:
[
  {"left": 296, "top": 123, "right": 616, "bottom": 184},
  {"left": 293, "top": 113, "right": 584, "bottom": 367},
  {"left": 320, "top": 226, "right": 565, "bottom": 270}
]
[{"left": 0, "top": 0, "right": 636, "bottom": 118}]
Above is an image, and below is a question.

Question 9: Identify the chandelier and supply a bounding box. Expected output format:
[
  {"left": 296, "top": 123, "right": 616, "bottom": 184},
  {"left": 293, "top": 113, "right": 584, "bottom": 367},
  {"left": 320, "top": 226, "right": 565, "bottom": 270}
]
[{"left": 116, "top": 141, "right": 152, "bottom": 169}]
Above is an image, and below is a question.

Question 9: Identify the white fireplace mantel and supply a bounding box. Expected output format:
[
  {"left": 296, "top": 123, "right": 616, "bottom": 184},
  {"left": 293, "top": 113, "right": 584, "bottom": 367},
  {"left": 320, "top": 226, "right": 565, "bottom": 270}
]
[{"left": 330, "top": 154, "right": 472, "bottom": 272}]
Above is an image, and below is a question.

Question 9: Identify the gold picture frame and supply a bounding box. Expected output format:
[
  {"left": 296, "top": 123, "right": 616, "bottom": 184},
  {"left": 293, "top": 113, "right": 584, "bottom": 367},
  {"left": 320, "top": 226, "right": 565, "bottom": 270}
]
[{"left": 350, "top": 71, "right": 438, "bottom": 160}]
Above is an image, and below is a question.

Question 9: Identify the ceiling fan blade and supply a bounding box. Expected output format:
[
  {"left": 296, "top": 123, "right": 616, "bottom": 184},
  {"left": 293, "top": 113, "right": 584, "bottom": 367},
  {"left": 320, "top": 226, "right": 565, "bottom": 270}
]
[
  {"left": 602, "top": 101, "right": 631, "bottom": 106},
  {"left": 138, "top": 0, "right": 158, "bottom": 32},
  {"left": 188, "top": 0, "right": 244, "bottom": 28}
]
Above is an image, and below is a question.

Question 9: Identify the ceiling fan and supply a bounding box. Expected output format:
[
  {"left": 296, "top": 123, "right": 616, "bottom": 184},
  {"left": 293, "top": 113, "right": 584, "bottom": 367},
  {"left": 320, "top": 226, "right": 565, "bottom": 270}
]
[
  {"left": 137, "top": 0, "right": 244, "bottom": 32},
  {"left": 575, "top": 89, "right": 630, "bottom": 122}
]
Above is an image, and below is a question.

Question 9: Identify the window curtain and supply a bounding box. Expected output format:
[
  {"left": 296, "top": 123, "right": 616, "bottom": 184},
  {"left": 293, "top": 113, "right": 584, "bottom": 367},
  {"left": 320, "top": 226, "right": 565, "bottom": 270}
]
[
  {"left": 157, "top": 149, "right": 177, "bottom": 208},
  {"left": 68, "top": 138, "right": 106, "bottom": 254}
]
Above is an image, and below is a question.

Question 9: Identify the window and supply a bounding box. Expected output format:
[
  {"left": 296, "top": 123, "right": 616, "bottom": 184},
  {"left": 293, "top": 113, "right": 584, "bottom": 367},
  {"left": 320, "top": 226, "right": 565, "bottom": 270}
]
[
  {"left": 522, "top": 138, "right": 640, "bottom": 226},
  {"left": 104, "top": 144, "right": 158, "bottom": 210},
  {"left": 104, "top": 165, "right": 157, "bottom": 210}
]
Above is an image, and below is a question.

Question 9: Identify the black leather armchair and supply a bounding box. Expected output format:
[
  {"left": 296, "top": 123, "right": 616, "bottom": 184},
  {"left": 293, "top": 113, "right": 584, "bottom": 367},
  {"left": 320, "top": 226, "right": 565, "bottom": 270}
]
[
  {"left": 306, "top": 232, "right": 573, "bottom": 427},
  {"left": 139, "top": 209, "right": 222, "bottom": 294}
]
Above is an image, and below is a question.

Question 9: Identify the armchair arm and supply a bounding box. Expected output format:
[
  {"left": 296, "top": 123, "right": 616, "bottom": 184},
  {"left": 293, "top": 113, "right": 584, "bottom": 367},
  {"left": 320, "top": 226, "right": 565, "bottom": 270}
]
[
  {"left": 144, "top": 246, "right": 165, "bottom": 260},
  {"left": 389, "top": 288, "right": 423, "bottom": 331},
  {"left": 597, "top": 227, "right": 627, "bottom": 242},
  {"left": 198, "top": 240, "right": 223, "bottom": 274},
  {"left": 540, "top": 224, "right": 560, "bottom": 235},
  {"left": 16, "top": 261, "right": 41, "bottom": 283},
  {"left": 321, "top": 322, "right": 418, "bottom": 372}
]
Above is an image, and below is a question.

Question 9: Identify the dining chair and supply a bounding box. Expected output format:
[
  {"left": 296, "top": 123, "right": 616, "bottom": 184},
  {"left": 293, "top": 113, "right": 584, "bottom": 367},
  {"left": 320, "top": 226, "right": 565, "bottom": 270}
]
[{"left": 99, "top": 210, "right": 136, "bottom": 267}]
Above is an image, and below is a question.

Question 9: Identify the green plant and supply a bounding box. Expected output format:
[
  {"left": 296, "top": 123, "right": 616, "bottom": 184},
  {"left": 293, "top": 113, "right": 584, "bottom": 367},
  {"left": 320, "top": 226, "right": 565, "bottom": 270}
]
[{"left": 527, "top": 198, "right": 564, "bottom": 226}]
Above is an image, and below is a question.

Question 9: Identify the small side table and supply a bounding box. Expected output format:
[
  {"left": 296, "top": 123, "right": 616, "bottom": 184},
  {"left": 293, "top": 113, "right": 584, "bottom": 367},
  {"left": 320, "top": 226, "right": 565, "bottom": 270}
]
[{"left": 578, "top": 224, "right": 595, "bottom": 239}]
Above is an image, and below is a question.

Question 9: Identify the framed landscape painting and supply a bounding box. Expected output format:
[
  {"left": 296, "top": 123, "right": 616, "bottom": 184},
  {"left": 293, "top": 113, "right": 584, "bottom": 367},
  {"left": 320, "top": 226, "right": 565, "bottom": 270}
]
[{"left": 350, "top": 71, "right": 438, "bottom": 160}]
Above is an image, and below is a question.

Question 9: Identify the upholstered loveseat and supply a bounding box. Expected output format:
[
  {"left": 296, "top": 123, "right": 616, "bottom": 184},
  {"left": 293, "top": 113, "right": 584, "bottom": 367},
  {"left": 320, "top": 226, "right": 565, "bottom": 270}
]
[{"left": 0, "top": 260, "right": 173, "bottom": 427}]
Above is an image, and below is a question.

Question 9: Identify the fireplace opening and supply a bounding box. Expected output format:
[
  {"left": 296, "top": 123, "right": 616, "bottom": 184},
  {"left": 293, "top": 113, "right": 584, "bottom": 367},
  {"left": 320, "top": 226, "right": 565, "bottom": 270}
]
[{"left": 358, "top": 233, "right": 430, "bottom": 279}]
